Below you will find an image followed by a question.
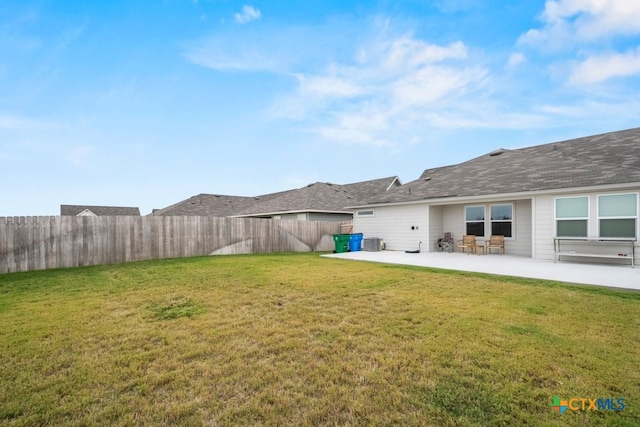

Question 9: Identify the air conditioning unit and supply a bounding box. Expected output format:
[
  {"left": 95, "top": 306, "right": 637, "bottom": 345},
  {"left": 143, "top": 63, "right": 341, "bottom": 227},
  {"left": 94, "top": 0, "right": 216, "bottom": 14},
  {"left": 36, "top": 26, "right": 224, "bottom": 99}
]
[{"left": 363, "top": 237, "right": 384, "bottom": 252}]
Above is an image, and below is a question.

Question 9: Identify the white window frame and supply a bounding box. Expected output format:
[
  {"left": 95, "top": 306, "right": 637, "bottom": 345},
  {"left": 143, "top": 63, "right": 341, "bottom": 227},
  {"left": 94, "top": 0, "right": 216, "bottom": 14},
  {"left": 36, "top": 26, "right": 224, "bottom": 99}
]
[
  {"left": 597, "top": 193, "right": 638, "bottom": 239},
  {"left": 489, "top": 203, "right": 514, "bottom": 238},
  {"left": 464, "top": 205, "right": 485, "bottom": 237},
  {"left": 554, "top": 196, "right": 589, "bottom": 238}
]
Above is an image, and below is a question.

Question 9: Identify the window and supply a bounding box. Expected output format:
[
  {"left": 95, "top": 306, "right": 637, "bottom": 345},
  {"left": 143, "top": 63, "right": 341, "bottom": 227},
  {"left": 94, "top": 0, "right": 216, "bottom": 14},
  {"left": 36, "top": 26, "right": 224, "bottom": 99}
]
[
  {"left": 490, "top": 204, "right": 513, "bottom": 237},
  {"left": 598, "top": 194, "right": 637, "bottom": 238},
  {"left": 555, "top": 196, "right": 588, "bottom": 237},
  {"left": 357, "top": 210, "right": 374, "bottom": 217},
  {"left": 465, "top": 205, "right": 485, "bottom": 236}
]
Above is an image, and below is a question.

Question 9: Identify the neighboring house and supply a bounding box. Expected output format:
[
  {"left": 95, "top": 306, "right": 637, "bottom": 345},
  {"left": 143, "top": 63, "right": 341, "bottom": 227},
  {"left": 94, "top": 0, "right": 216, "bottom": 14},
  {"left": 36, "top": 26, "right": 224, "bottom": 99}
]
[
  {"left": 349, "top": 128, "right": 640, "bottom": 263},
  {"left": 153, "top": 176, "right": 401, "bottom": 222},
  {"left": 61, "top": 205, "right": 141, "bottom": 216},
  {"left": 232, "top": 176, "right": 401, "bottom": 222}
]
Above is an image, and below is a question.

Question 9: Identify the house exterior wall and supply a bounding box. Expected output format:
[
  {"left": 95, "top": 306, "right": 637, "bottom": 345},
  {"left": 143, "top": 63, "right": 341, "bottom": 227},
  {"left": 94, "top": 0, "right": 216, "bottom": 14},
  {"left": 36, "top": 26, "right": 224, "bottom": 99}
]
[
  {"left": 513, "top": 199, "right": 533, "bottom": 257},
  {"left": 357, "top": 199, "right": 533, "bottom": 256},
  {"left": 428, "top": 206, "right": 444, "bottom": 251},
  {"left": 533, "top": 188, "right": 640, "bottom": 263},
  {"left": 354, "top": 204, "right": 428, "bottom": 251},
  {"left": 356, "top": 187, "right": 639, "bottom": 263},
  {"left": 533, "top": 195, "right": 554, "bottom": 260},
  {"left": 439, "top": 200, "right": 531, "bottom": 257},
  {"left": 442, "top": 205, "right": 464, "bottom": 248}
]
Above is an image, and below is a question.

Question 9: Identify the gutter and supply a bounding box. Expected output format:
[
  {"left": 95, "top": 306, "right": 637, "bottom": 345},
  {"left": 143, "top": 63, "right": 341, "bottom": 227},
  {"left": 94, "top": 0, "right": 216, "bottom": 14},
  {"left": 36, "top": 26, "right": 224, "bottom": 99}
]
[
  {"left": 231, "top": 209, "right": 353, "bottom": 218},
  {"left": 346, "top": 181, "right": 640, "bottom": 209}
]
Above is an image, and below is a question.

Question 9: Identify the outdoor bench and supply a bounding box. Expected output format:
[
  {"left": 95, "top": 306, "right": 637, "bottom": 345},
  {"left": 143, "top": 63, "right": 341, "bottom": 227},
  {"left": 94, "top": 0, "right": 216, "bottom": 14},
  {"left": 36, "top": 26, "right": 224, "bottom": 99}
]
[{"left": 553, "top": 238, "right": 636, "bottom": 268}]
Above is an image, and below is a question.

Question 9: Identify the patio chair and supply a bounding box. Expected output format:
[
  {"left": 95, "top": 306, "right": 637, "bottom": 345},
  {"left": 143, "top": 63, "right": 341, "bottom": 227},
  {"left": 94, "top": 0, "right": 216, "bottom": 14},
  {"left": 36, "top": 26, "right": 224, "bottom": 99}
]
[
  {"left": 485, "top": 235, "right": 505, "bottom": 254},
  {"left": 457, "top": 235, "right": 476, "bottom": 254},
  {"left": 437, "top": 232, "right": 454, "bottom": 252}
]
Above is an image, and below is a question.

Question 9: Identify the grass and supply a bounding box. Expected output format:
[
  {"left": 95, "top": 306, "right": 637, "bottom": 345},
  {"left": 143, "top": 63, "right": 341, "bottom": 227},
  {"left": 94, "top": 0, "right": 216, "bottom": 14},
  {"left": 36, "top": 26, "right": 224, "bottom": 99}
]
[{"left": 0, "top": 253, "right": 638, "bottom": 426}]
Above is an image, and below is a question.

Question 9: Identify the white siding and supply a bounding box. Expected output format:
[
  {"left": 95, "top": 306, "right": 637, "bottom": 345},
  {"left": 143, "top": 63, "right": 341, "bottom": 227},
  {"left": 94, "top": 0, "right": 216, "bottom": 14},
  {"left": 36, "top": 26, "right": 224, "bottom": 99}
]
[
  {"left": 356, "top": 187, "right": 639, "bottom": 263},
  {"left": 428, "top": 206, "right": 444, "bottom": 251},
  {"left": 354, "top": 204, "right": 428, "bottom": 251},
  {"left": 440, "top": 202, "right": 531, "bottom": 256},
  {"left": 533, "top": 195, "right": 554, "bottom": 260},
  {"left": 511, "top": 199, "right": 532, "bottom": 257},
  {"left": 536, "top": 189, "right": 640, "bottom": 263},
  {"left": 442, "top": 205, "right": 464, "bottom": 245}
]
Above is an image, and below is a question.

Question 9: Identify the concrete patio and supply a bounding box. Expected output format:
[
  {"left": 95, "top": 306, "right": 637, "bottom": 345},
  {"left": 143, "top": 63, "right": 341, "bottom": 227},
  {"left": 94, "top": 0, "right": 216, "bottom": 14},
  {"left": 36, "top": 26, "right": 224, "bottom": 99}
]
[{"left": 323, "top": 250, "right": 640, "bottom": 291}]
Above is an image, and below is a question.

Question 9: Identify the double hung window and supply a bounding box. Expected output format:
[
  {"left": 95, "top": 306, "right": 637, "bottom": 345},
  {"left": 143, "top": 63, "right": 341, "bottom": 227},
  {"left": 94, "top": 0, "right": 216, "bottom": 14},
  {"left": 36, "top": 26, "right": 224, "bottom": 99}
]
[
  {"left": 555, "top": 196, "right": 588, "bottom": 238},
  {"left": 598, "top": 194, "right": 637, "bottom": 238},
  {"left": 490, "top": 204, "right": 513, "bottom": 237},
  {"left": 465, "top": 206, "right": 485, "bottom": 236}
]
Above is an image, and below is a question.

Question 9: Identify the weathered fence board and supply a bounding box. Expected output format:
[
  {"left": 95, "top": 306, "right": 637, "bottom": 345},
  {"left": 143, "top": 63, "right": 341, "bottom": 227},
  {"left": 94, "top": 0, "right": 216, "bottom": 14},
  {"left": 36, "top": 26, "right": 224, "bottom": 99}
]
[{"left": 0, "top": 216, "right": 341, "bottom": 274}]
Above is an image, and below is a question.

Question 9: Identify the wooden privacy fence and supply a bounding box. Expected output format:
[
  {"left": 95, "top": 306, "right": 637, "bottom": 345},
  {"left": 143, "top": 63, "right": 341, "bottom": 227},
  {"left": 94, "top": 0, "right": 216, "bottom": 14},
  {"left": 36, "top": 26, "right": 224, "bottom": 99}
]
[{"left": 0, "top": 216, "right": 342, "bottom": 274}]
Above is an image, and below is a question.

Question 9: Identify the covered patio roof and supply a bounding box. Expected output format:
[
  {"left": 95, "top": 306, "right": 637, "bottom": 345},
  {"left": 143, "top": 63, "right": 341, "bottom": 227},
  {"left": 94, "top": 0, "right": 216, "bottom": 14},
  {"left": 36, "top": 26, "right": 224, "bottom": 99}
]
[{"left": 323, "top": 251, "right": 640, "bottom": 291}]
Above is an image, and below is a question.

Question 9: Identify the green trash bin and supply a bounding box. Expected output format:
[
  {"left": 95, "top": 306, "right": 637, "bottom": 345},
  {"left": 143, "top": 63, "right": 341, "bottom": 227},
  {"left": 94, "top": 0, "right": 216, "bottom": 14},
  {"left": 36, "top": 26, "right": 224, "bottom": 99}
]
[{"left": 332, "top": 234, "right": 351, "bottom": 253}]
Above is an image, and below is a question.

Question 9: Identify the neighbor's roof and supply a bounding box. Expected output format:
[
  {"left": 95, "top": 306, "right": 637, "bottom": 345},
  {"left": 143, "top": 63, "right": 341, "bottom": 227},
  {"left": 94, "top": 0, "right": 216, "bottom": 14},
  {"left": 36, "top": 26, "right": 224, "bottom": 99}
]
[
  {"left": 153, "top": 176, "right": 400, "bottom": 217},
  {"left": 60, "top": 205, "right": 141, "bottom": 216},
  {"left": 357, "top": 127, "right": 640, "bottom": 206},
  {"left": 233, "top": 176, "right": 401, "bottom": 217},
  {"left": 151, "top": 194, "right": 261, "bottom": 216}
]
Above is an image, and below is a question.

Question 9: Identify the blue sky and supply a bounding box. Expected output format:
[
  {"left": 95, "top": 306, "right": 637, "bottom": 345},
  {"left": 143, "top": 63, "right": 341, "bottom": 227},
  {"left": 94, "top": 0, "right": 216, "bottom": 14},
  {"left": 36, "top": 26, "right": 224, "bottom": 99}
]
[{"left": 2, "top": 0, "right": 639, "bottom": 216}]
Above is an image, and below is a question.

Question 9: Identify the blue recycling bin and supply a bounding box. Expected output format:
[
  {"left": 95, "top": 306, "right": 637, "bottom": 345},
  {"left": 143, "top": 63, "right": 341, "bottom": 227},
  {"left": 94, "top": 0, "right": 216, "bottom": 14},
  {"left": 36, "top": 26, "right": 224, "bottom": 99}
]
[{"left": 348, "top": 233, "right": 363, "bottom": 252}]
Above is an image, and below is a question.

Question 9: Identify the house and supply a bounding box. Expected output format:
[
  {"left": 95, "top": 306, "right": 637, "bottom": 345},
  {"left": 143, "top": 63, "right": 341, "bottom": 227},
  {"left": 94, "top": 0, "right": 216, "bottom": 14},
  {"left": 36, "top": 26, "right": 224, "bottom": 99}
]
[
  {"left": 232, "top": 176, "right": 401, "bottom": 222},
  {"left": 153, "top": 176, "right": 401, "bottom": 222},
  {"left": 349, "top": 128, "right": 640, "bottom": 263},
  {"left": 60, "top": 205, "right": 141, "bottom": 216}
]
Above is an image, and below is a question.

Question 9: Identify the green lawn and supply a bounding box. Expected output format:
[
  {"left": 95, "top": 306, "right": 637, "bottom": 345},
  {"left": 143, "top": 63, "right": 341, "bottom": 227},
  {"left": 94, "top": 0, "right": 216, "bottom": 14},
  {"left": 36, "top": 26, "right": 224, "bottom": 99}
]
[{"left": 0, "top": 253, "right": 638, "bottom": 426}]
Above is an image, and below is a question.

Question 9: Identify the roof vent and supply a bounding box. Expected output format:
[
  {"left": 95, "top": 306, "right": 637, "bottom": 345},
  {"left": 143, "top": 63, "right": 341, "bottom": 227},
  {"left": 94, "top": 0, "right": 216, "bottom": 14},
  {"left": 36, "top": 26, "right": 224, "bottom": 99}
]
[
  {"left": 423, "top": 176, "right": 431, "bottom": 181},
  {"left": 489, "top": 149, "right": 506, "bottom": 157}
]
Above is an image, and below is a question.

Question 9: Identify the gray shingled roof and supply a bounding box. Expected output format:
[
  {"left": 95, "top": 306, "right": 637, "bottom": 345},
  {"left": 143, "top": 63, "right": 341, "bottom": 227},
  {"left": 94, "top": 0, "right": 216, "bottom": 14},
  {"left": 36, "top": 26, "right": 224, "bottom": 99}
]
[
  {"left": 60, "top": 205, "right": 141, "bottom": 216},
  {"left": 153, "top": 176, "right": 400, "bottom": 217},
  {"left": 360, "top": 127, "right": 640, "bottom": 205},
  {"left": 233, "top": 176, "right": 400, "bottom": 216},
  {"left": 151, "top": 194, "right": 260, "bottom": 216}
]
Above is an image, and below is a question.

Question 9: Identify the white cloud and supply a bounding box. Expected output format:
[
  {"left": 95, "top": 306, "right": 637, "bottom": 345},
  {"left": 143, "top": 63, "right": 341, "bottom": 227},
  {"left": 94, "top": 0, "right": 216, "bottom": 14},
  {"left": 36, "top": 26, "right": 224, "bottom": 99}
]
[
  {"left": 569, "top": 48, "right": 640, "bottom": 84},
  {"left": 506, "top": 52, "right": 526, "bottom": 70},
  {"left": 295, "top": 74, "right": 364, "bottom": 99},
  {"left": 311, "top": 105, "right": 395, "bottom": 147},
  {"left": 184, "top": 36, "right": 284, "bottom": 72},
  {"left": 272, "top": 35, "right": 490, "bottom": 147},
  {"left": 520, "top": 0, "right": 640, "bottom": 47},
  {"left": 518, "top": 1, "right": 640, "bottom": 85},
  {"left": 391, "top": 65, "right": 485, "bottom": 107},
  {"left": 0, "top": 114, "right": 58, "bottom": 130},
  {"left": 234, "top": 5, "right": 261, "bottom": 24},
  {"left": 382, "top": 38, "right": 467, "bottom": 70}
]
